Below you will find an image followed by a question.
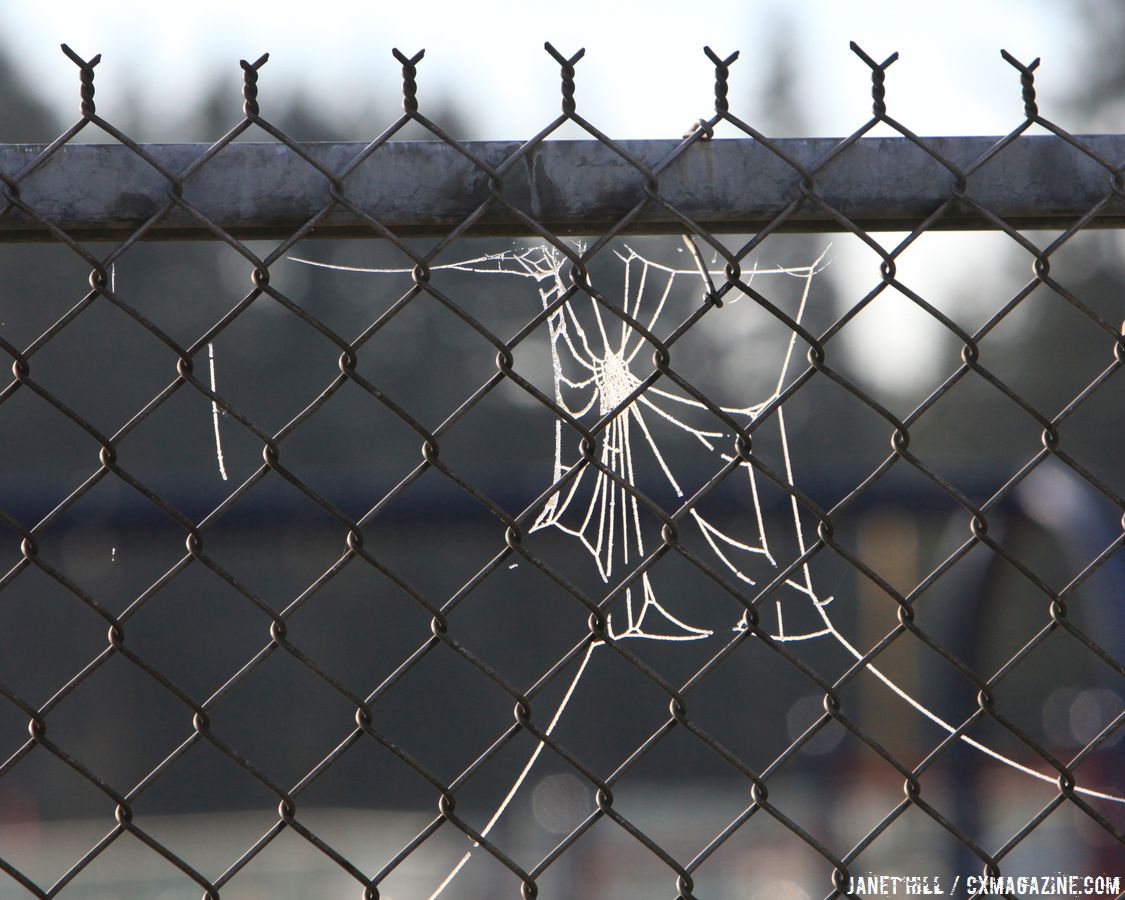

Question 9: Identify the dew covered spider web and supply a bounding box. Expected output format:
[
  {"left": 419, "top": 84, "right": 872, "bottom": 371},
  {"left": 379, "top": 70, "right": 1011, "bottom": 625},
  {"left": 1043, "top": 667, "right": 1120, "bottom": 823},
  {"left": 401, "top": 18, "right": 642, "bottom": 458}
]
[
  {"left": 290, "top": 238, "right": 1123, "bottom": 896},
  {"left": 528, "top": 239, "right": 828, "bottom": 646}
]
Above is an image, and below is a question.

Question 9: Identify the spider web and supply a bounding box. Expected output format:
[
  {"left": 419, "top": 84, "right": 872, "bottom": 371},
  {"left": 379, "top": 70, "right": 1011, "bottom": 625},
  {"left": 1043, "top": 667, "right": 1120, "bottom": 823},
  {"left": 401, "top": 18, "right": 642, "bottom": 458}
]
[
  {"left": 526, "top": 239, "right": 829, "bottom": 644},
  {"left": 290, "top": 239, "right": 1123, "bottom": 897}
]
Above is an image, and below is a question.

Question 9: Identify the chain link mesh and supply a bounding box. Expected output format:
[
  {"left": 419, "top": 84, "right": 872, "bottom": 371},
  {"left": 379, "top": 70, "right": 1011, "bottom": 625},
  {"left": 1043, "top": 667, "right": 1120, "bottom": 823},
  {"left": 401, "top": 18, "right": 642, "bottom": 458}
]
[{"left": 0, "top": 42, "right": 1122, "bottom": 899}]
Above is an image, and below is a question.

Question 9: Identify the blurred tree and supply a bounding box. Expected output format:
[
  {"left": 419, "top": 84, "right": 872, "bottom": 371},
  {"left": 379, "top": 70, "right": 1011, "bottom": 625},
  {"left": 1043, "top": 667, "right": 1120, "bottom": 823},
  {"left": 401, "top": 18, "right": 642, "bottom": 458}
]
[
  {"left": 752, "top": 16, "right": 807, "bottom": 138},
  {"left": 1068, "top": 1, "right": 1125, "bottom": 131},
  {"left": 0, "top": 43, "right": 61, "bottom": 142}
]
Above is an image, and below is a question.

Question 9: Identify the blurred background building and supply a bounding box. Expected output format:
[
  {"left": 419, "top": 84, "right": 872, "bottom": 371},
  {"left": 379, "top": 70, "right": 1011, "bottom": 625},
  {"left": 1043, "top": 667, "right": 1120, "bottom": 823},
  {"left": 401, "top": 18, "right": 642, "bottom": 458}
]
[{"left": 0, "top": 2, "right": 1121, "bottom": 897}]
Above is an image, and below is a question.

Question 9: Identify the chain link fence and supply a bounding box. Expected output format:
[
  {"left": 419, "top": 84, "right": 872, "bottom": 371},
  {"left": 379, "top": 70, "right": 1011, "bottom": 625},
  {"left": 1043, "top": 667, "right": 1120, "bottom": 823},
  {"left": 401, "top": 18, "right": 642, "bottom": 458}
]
[{"left": 0, "top": 42, "right": 1122, "bottom": 899}]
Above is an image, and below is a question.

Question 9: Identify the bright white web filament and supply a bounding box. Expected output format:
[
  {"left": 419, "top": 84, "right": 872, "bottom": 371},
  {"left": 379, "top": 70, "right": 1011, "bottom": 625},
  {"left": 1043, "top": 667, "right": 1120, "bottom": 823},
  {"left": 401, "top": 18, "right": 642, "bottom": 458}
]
[
  {"left": 208, "top": 341, "right": 228, "bottom": 481},
  {"left": 289, "top": 239, "right": 1123, "bottom": 899}
]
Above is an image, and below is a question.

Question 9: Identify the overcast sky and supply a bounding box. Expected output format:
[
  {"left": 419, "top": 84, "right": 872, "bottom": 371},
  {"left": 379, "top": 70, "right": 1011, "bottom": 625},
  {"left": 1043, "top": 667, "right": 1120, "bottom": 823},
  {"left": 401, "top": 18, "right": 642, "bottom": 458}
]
[
  {"left": 0, "top": 0, "right": 1084, "bottom": 140},
  {"left": 0, "top": 1, "right": 1100, "bottom": 395}
]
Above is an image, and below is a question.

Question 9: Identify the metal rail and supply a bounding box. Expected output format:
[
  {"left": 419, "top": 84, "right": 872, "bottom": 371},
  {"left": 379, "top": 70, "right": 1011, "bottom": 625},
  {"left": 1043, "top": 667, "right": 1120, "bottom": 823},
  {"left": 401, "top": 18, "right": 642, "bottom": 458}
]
[
  {"left": 4, "top": 135, "right": 1125, "bottom": 241},
  {"left": 0, "top": 39, "right": 1122, "bottom": 900}
]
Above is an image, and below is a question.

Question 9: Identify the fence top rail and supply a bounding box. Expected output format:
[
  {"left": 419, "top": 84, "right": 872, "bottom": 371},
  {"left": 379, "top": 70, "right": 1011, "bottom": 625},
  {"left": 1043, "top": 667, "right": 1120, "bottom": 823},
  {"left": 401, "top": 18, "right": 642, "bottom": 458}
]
[{"left": 3, "top": 134, "right": 1125, "bottom": 242}]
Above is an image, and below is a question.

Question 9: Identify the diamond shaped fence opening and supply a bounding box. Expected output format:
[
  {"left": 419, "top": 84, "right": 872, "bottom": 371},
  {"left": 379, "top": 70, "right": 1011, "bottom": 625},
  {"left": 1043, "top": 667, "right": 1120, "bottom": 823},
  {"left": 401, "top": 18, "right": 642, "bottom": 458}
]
[{"left": 0, "top": 42, "right": 1122, "bottom": 900}]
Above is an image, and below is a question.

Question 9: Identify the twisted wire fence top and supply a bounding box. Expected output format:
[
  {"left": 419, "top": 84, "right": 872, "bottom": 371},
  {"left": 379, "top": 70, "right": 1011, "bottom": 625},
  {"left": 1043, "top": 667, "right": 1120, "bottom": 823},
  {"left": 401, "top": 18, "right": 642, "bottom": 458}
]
[{"left": 0, "top": 41, "right": 1122, "bottom": 900}]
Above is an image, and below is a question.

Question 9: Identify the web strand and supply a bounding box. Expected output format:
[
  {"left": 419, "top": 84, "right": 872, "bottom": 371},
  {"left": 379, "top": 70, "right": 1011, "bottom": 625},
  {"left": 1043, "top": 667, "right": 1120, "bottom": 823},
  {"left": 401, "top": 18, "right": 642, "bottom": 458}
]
[{"left": 290, "top": 239, "right": 1123, "bottom": 899}]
